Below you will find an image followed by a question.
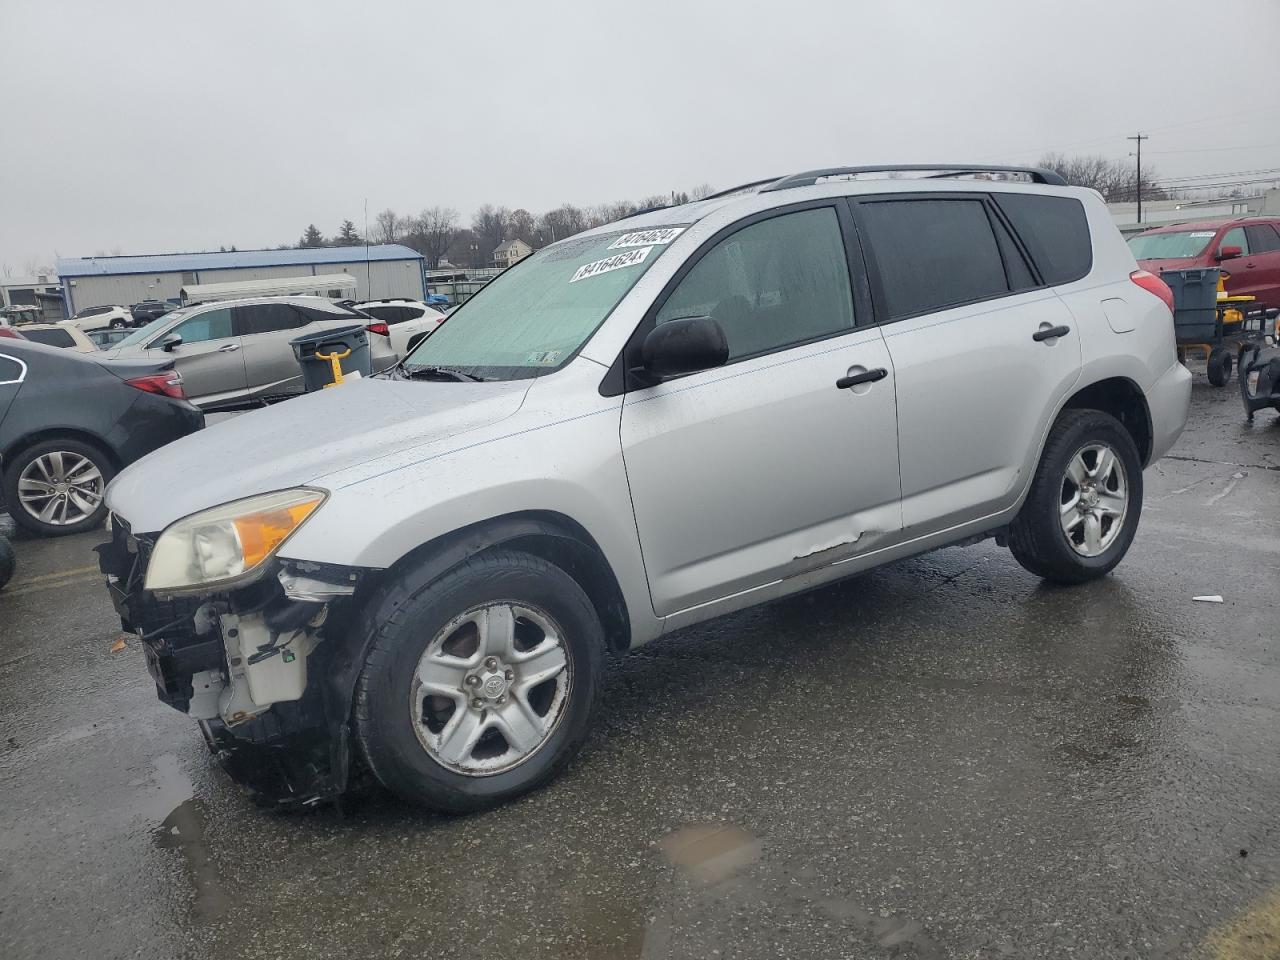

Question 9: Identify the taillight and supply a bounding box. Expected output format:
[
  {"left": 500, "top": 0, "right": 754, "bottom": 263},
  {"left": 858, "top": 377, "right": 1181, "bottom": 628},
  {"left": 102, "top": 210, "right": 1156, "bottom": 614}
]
[
  {"left": 127, "top": 371, "right": 185, "bottom": 400},
  {"left": 1130, "top": 269, "right": 1175, "bottom": 314},
  {"left": 366, "top": 322, "right": 390, "bottom": 337},
  {"left": 0, "top": 326, "right": 26, "bottom": 340}
]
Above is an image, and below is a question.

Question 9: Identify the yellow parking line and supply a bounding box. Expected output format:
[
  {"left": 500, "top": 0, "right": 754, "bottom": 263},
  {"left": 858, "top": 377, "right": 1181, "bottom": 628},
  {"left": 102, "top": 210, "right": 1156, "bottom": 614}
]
[
  {"left": 1204, "top": 887, "right": 1280, "bottom": 959},
  {"left": 8, "top": 564, "right": 100, "bottom": 589}
]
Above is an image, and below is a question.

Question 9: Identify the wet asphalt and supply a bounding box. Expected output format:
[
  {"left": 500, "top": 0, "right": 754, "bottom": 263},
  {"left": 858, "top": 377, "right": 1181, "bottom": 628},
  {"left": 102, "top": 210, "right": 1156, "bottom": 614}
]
[{"left": 1, "top": 376, "right": 1278, "bottom": 960}]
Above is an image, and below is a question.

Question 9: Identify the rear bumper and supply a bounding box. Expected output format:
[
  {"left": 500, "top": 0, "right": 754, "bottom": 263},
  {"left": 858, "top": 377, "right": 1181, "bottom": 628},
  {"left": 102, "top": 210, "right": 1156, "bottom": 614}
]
[{"left": 1147, "top": 360, "right": 1192, "bottom": 463}]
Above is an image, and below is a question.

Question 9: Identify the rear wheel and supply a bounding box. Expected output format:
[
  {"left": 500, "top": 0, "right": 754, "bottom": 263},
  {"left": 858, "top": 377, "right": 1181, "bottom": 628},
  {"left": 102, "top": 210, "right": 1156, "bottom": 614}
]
[
  {"left": 354, "top": 550, "right": 604, "bottom": 813},
  {"left": 1009, "top": 409, "right": 1142, "bottom": 584},
  {"left": 1207, "top": 347, "right": 1233, "bottom": 387},
  {"left": 3, "top": 438, "right": 114, "bottom": 537}
]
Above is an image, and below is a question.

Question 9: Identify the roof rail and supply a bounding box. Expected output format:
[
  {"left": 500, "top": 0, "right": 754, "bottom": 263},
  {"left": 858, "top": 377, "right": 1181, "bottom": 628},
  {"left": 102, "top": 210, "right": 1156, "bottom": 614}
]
[
  {"left": 700, "top": 177, "right": 786, "bottom": 201},
  {"left": 760, "top": 164, "right": 1067, "bottom": 192}
]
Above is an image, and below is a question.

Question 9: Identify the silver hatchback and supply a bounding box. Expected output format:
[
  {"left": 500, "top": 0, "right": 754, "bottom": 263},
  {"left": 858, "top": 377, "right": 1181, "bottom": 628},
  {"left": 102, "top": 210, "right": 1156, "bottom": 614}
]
[
  {"left": 105, "top": 296, "right": 396, "bottom": 409},
  {"left": 101, "top": 164, "right": 1191, "bottom": 812}
]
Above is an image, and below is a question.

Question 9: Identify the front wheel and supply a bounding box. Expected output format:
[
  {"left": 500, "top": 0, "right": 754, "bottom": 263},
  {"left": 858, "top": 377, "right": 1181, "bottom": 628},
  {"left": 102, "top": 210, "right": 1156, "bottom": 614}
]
[
  {"left": 354, "top": 550, "right": 604, "bottom": 813},
  {"left": 1009, "top": 409, "right": 1142, "bottom": 584}
]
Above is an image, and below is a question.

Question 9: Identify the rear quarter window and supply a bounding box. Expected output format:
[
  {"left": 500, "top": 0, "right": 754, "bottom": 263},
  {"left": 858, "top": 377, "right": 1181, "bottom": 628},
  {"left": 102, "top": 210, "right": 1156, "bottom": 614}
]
[
  {"left": 0, "top": 356, "right": 24, "bottom": 382},
  {"left": 993, "top": 193, "right": 1092, "bottom": 285}
]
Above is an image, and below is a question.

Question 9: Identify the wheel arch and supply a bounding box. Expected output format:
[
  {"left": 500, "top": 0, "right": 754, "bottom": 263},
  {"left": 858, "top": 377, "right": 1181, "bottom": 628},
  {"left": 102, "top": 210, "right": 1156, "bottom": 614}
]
[
  {"left": 327, "top": 510, "right": 631, "bottom": 708},
  {"left": 1060, "top": 376, "right": 1153, "bottom": 466},
  {"left": 1, "top": 427, "right": 122, "bottom": 476}
]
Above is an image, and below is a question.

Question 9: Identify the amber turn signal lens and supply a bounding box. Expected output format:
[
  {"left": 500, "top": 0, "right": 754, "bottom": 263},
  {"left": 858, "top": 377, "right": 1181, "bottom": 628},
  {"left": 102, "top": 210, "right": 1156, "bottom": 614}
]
[{"left": 232, "top": 499, "right": 322, "bottom": 570}]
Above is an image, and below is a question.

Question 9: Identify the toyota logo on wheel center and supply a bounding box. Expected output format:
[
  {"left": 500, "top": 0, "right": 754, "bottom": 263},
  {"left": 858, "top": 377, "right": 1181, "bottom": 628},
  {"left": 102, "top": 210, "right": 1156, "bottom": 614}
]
[{"left": 482, "top": 674, "right": 507, "bottom": 698}]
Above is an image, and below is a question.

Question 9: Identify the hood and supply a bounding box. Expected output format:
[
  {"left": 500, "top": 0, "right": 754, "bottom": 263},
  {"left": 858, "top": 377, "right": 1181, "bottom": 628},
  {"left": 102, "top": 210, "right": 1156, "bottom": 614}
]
[{"left": 106, "top": 376, "right": 531, "bottom": 533}]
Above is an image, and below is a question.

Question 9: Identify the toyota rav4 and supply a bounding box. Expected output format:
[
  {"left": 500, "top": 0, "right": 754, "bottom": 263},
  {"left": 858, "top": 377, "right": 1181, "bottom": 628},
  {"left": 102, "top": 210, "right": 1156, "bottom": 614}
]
[{"left": 98, "top": 164, "right": 1192, "bottom": 812}]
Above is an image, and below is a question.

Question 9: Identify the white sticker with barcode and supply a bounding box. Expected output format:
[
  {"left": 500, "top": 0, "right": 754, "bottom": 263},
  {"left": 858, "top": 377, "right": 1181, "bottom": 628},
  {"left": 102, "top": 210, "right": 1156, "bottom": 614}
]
[
  {"left": 608, "top": 227, "right": 685, "bottom": 249},
  {"left": 570, "top": 246, "right": 653, "bottom": 283}
]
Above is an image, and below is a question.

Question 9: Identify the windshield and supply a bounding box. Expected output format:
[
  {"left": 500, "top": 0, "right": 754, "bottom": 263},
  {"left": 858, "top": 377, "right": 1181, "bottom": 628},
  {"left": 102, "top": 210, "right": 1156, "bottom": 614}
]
[
  {"left": 115, "top": 309, "right": 187, "bottom": 349},
  {"left": 1128, "top": 230, "right": 1216, "bottom": 260},
  {"left": 402, "top": 227, "right": 681, "bottom": 380}
]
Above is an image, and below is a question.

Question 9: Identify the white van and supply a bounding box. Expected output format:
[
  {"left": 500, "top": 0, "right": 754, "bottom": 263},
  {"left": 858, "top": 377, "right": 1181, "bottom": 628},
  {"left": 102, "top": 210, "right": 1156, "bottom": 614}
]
[{"left": 180, "top": 272, "right": 357, "bottom": 305}]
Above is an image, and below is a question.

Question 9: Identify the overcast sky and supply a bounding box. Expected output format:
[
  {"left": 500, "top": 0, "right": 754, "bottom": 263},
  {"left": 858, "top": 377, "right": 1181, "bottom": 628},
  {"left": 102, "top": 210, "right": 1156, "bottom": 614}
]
[{"left": 4, "top": 0, "right": 1279, "bottom": 274}]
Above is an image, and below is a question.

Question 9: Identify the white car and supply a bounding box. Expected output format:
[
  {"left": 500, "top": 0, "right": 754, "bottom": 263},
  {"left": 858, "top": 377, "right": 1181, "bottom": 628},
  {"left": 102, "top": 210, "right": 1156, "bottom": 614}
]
[
  {"left": 354, "top": 298, "right": 446, "bottom": 357},
  {"left": 61, "top": 304, "right": 134, "bottom": 332}
]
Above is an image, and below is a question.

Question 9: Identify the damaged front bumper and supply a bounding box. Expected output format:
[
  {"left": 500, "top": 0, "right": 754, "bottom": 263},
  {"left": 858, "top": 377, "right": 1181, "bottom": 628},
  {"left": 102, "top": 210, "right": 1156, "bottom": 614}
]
[{"left": 96, "top": 514, "right": 369, "bottom": 808}]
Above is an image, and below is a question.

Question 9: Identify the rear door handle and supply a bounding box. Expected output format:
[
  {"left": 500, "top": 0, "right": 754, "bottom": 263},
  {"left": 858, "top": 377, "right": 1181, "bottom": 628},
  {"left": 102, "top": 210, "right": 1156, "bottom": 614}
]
[
  {"left": 836, "top": 367, "right": 888, "bottom": 389},
  {"left": 218, "top": 343, "right": 241, "bottom": 352},
  {"left": 1032, "top": 324, "right": 1071, "bottom": 342}
]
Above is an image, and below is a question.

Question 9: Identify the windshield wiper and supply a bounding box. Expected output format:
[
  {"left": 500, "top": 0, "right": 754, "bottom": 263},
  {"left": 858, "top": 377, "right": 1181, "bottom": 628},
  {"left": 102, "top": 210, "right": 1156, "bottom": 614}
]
[{"left": 401, "top": 365, "right": 486, "bottom": 383}]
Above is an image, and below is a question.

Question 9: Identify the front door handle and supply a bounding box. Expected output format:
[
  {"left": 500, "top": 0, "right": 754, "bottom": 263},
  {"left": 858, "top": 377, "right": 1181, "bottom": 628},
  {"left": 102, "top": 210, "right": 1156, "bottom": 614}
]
[
  {"left": 836, "top": 367, "right": 888, "bottom": 389},
  {"left": 218, "top": 343, "right": 241, "bottom": 352},
  {"left": 1032, "top": 324, "right": 1071, "bottom": 342}
]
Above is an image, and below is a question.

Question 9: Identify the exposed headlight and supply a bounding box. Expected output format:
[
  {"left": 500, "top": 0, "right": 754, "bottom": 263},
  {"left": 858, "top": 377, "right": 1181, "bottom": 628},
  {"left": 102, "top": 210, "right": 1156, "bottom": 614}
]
[{"left": 145, "top": 489, "right": 326, "bottom": 593}]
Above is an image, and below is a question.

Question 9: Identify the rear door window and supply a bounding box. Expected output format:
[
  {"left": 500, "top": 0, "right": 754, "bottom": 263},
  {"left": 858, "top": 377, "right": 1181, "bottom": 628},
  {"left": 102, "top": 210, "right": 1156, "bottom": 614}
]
[
  {"left": 857, "top": 198, "right": 1011, "bottom": 320},
  {"left": 235, "top": 303, "right": 306, "bottom": 335},
  {"left": 991, "top": 193, "right": 1092, "bottom": 285},
  {"left": 1244, "top": 224, "right": 1280, "bottom": 254}
]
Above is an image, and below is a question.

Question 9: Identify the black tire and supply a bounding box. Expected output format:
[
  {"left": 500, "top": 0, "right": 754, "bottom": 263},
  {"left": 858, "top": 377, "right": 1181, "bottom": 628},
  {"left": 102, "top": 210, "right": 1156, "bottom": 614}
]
[
  {"left": 1207, "top": 347, "right": 1233, "bottom": 387},
  {"left": 1009, "top": 409, "right": 1143, "bottom": 585},
  {"left": 354, "top": 549, "right": 604, "bottom": 813},
  {"left": 2, "top": 437, "right": 114, "bottom": 538},
  {"left": 0, "top": 535, "right": 14, "bottom": 589},
  {"left": 109, "top": 318, "right": 126, "bottom": 329}
]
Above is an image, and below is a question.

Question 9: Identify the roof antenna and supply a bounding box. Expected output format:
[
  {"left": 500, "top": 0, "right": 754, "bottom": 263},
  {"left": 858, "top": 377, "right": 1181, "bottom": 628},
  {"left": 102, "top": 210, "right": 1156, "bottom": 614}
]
[{"left": 364, "top": 198, "right": 372, "bottom": 298}]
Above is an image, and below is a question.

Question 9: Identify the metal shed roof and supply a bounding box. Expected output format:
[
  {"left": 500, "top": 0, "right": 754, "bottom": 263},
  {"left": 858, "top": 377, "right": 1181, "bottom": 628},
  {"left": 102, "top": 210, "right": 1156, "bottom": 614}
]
[{"left": 57, "top": 244, "right": 423, "bottom": 278}]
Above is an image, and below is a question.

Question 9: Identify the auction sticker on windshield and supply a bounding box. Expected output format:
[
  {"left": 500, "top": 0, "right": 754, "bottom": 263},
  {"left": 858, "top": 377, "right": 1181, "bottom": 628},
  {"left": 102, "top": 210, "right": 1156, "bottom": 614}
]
[
  {"left": 608, "top": 227, "right": 684, "bottom": 249},
  {"left": 570, "top": 246, "right": 653, "bottom": 283}
]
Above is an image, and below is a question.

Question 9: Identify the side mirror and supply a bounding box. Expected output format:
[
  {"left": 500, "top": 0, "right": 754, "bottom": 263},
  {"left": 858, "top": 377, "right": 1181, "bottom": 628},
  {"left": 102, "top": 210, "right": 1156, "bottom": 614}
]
[
  {"left": 1217, "top": 245, "right": 1243, "bottom": 261},
  {"left": 638, "top": 316, "right": 729, "bottom": 381},
  {"left": 161, "top": 333, "right": 183, "bottom": 352}
]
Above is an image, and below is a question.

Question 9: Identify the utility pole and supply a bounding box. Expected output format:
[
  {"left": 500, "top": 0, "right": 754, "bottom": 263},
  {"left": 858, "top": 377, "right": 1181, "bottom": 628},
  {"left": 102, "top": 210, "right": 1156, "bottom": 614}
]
[{"left": 1127, "top": 133, "right": 1149, "bottom": 224}]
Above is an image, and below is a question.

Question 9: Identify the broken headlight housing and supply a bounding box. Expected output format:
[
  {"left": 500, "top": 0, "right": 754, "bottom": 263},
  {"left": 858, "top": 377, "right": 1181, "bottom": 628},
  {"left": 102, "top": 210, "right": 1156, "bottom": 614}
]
[{"left": 145, "top": 489, "right": 326, "bottom": 594}]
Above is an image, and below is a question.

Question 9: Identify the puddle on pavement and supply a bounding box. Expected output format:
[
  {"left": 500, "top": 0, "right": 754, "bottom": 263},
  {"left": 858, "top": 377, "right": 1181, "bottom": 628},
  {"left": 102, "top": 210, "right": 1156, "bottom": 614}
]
[
  {"left": 659, "top": 823, "right": 761, "bottom": 885},
  {"left": 147, "top": 753, "right": 231, "bottom": 923}
]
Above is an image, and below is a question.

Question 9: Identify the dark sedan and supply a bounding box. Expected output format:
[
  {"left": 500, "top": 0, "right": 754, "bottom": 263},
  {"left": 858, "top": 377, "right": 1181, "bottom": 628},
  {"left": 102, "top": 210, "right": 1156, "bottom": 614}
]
[{"left": 0, "top": 341, "right": 204, "bottom": 537}]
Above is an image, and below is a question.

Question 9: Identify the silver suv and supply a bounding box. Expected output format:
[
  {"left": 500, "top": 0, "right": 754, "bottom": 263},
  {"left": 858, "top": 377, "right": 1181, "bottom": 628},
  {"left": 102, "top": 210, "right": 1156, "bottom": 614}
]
[
  {"left": 105, "top": 296, "right": 396, "bottom": 409},
  {"left": 99, "top": 165, "right": 1191, "bottom": 811}
]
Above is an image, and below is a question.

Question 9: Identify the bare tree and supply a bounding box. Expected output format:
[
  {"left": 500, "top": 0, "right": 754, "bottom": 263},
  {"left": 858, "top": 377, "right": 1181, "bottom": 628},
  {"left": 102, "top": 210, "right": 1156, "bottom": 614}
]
[
  {"left": 407, "top": 206, "right": 460, "bottom": 269},
  {"left": 370, "top": 208, "right": 403, "bottom": 244},
  {"left": 690, "top": 183, "right": 715, "bottom": 200},
  {"left": 507, "top": 208, "right": 537, "bottom": 246},
  {"left": 1037, "top": 153, "right": 1170, "bottom": 202},
  {"left": 537, "top": 204, "right": 589, "bottom": 243},
  {"left": 471, "top": 205, "right": 511, "bottom": 265}
]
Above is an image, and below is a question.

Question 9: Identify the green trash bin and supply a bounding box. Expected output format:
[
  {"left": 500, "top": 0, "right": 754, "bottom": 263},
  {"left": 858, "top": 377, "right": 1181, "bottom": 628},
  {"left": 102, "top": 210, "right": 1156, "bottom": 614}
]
[
  {"left": 290, "top": 324, "right": 372, "bottom": 392},
  {"left": 1160, "top": 268, "right": 1220, "bottom": 343}
]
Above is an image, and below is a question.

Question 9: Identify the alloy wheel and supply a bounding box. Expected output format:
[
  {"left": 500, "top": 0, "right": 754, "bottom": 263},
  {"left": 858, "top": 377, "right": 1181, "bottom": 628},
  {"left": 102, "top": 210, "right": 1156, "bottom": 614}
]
[
  {"left": 410, "top": 602, "right": 572, "bottom": 776},
  {"left": 1059, "top": 442, "right": 1128, "bottom": 557},
  {"left": 17, "top": 451, "right": 105, "bottom": 526}
]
